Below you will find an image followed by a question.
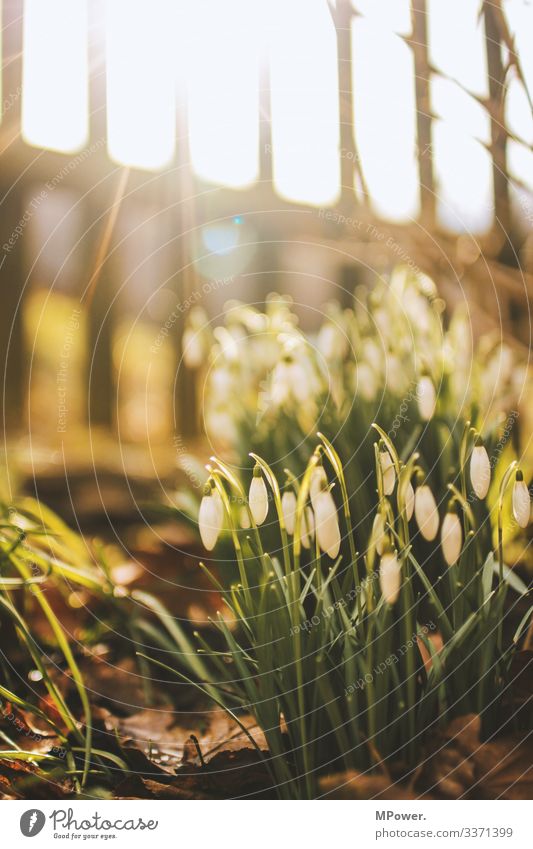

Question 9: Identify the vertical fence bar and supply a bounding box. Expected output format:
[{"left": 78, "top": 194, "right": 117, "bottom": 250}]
[
  {"left": 483, "top": 0, "right": 511, "bottom": 249},
  {"left": 259, "top": 58, "right": 273, "bottom": 185},
  {"left": 173, "top": 101, "right": 201, "bottom": 440},
  {"left": 332, "top": 0, "right": 359, "bottom": 210},
  {"left": 1, "top": 0, "right": 26, "bottom": 434},
  {"left": 410, "top": 0, "right": 435, "bottom": 224},
  {"left": 85, "top": 0, "right": 116, "bottom": 429}
]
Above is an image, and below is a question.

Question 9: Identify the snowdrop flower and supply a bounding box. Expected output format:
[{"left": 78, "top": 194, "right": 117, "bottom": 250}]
[
  {"left": 371, "top": 511, "right": 387, "bottom": 556},
  {"left": 271, "top": 356, "right": 315, "bottom": 406},
  {"left": 314, "top": 489, "right": 341, "bottom": 559},
  {"left": 441, "top": 508, "right": 462, "bottom": 566},
  {"left": 379, "top": 451, "right": 396, "bottom": 496},
  {"left": 300, "top": 507, "right": 315, "bottom": 550},
  {"left": 205, "top": 409, "right": 239, "bottom": 447},
  {"left": 470, "top": 436, "right": 491, "bottom": 499},
  {"left": 385, "top": 354, "right": 407, "bottom": 394},
  {"left": 379, "top": 551, "right": 402, "bottom": 605},
  {"left": 417, "top": 374, "right": 436, "bottom": 421},
  {"left": 317, "top": 323, "right": 346, "bottom": 361},
  {"left": 210, "top": 366, "right": 234, "bottom": 398},
  {"left": 512, "top": 470, "right": 530, "bottom": 529},
  {"left": 198, "top": 484, "right": 224, "bottom": 551},
  {"left": 182, "top": 328, "right": 204, "bottom": 369},
  {"left": 414, "top": 483, "right": 439, "bottom": 541},
  {"left": 310, "top": 465, "right": 328, "bottom": 510},
  {"left": 405, "top": 480, "right": 415, "bottom": 521},
  {"left": 281, "top": 490, "right": 297, "bottom": 535},
  {"left": 362, "top": 339, "right": 382, "bottom": 372},
  {"left": 355, "top": 363, "right": 378, "bottom": 402},
  {"left": 249, "top": 465, "right": 269, "bottom": 525}
]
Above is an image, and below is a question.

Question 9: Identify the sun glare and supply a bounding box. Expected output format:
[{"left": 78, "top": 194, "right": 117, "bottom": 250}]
[
  {"left": 16, "top": 0, "right": 532, "bottom": 221},
  {"left": 185, "top": 0, "right": 260, "bottom": 188},
  {"left": 22, "top": 0, "right": 88, "bottom": 153},
  {"left": 351, "top": 1, "right": 419, "bottom": 221},
  {"left": 105, "top": 0, "right": 176, "bottom": 170},
  {"left": 427, "top": 0, "right": 493, "bottom": 233},
  {"left": 268, "top": 0, "right": 341, "bottom": 206}
]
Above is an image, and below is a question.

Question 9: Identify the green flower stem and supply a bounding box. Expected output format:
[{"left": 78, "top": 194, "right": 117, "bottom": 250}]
[{"left": 210, "top": 471, "right": 252, "bottom": 612}]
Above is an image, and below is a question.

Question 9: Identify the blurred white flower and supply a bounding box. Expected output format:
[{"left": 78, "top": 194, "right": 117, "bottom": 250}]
[
  {"left": 417, "top": 375, "right": 436, "bottom": 421},
  {"left": 441, "top": 511, "right": 462, "bottom": 566},
  {"left": 512, "top": 471, "right": 530, "bottom": 529},
  {"left": 270, "top": 357, "right": 316, "bottom": 406},
  {"left": 210, "top": 367, "right": 234, "bottom": 398},
  {"left": 414, "top": 484, "right": 439, "bottom": 541},
  {"left": 317, "top": 323, "right": 347, "bottom": 361},
  {"left": 379, "top": 552, "right": 401, "bottom": 604},
  {"left": 385, "top": 354, "right": 404, "bottom": 393},
  {"left": 356, "top": 363, "right": 378, "bottom": 402},
  {"left": 281, "top": 490, "right": 297, "bottom": 535},
  {"left": 379, "top": 451, "right": 396, "bottom": 496},
  {"left": 470, "top": 439, "right": 491, "bottom": 499},
  {"left": 362, "top": 339, "right": 382, "bottom": 372},
  {"left": 249, "top": 467, "right": 269, "bottom": 525},
  {"left": 199, "top": 487, "right": 224, "bottom": 551},
  {"left": 404, "top": 290, "right": 432, "bottom": 333},
  {"left": 205, "top": 410, "right": 239, "bottom": 447},
  {"left": 182, "top": 328, "right": 204, "bottom": 369},
  {"left": 314, "top": 490, "right": 341, "bottom": 559}
]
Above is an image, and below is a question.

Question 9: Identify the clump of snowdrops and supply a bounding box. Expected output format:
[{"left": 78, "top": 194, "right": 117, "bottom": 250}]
[
  {"left": 152, "top": 432, "right": 531, "bottom": 799},
  {"left": 182, "top": 266, "right": 530, "bottom": 576},
  {"left": 184, "top": 266, "right": 527, "bottom": 462}
]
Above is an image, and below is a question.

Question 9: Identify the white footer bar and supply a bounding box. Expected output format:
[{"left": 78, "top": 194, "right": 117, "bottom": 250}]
[{"left": 2, "top": 799, "right": 531, "bottom": 848}]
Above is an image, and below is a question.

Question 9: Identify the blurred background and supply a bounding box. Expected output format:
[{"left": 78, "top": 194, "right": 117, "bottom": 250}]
[{"left": 0, "top": 0, "right": 531, "bottom": 531}]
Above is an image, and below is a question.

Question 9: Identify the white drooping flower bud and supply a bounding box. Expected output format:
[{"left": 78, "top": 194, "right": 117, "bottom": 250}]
[
  {"left": 385, "top": 354, "right": 407, "bottom": 394},
  {"left": 198, "top": 485, "right": 224, "bottom": 551},
  {"left": 371, "top": 511, "right": 386, "bottom": 556},
  {"left": 314, "top": 489, "right": 341, "bottom": 559},
  {"left": 182, "top": 327, "right": 204, "bottom": 369},
  {"left": 512, "top": 470, "right": 530, "bottom": 529},
  {"left": 301, "top": 507, "right": 315, "bottom": 549},
  {"left": 317, "top": 323, "right": 346, "bottom": 361},
  {"left": 470, "top": 437, "right": 491, "bottom": 499},
  {"left": 249, "top": 466, "right": 269, "bottom": 525},
  {"left": 310, "top": 465, "right": 328, "bottom": 510},
  {"left": 362, "top": 339, "right": 382, "bottom": 372},
  {"left": 281, "top": 490, "right": 297, "bottom": 535},
  {"left": 414, "top": 484, "right": 439, "bottom": 541},
  {"left": 270, "top": 360, "right": 290, "bottom": 407},
  {"left": 379, "top": 451, "right": 396, "bottom": 496},
  {"left": 417, "top": 374, "right": 436, "bottom": 421},
  {"left": 379, "top": 552, "right": 402, "bottom": 605},
  {"left": 405, "top": 480, "right": 415, "bottom": 521},
  {"left": 271, "top": 356, "right": 317, "bottom": 407},
  {"left": 210, "top": 366, "right": 234, "bottom": 398},
  {"left": 441, "top": 510, "right": 462, "bottom": 566},
  {"left": 355, "top": 363, "right": 378, "bottom": 402},
  {"left": 205, "top": 409, "right": 239, "bottom": 447}
]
